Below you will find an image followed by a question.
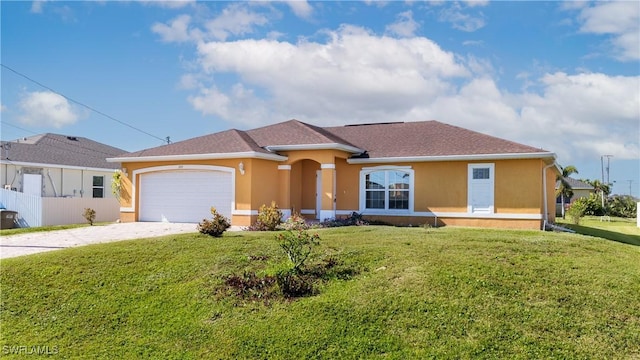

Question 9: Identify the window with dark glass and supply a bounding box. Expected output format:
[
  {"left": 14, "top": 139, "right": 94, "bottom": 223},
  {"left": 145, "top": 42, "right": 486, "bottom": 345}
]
[
  {"left": 92, "top": 176, "right": 104, "bottom": 198},
  {"left": 364, "top": 170, "right": 410, "bottom": 210}
]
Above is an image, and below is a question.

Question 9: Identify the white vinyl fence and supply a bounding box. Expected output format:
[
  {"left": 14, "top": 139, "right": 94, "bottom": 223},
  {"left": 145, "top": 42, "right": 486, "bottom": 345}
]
[{"left": 0, "top": 188, "right": 119, "bottom": 227}]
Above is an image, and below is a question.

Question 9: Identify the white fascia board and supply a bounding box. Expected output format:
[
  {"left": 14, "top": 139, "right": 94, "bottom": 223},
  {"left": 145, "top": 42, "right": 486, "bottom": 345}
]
[
  {"left": 0, "top": 160, "right": 118, "bottom": 173},
  {"left": 107, "top": 151, "right": 288, "bottom": 163},
  {"left": 347, "top": 152, "right": 557, "bottom": 164},
  {"left": 265, "top": 143, "right": 364, "bottom": 154}
]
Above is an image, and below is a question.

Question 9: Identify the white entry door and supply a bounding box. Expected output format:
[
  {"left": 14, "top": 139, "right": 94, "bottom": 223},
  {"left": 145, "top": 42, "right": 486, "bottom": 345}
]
[
  {"left": 468, "top": 164, "right": 495, "bottom": 214},
  {"left": 23, "top": 174, "right": 42, "bottom": 196}
]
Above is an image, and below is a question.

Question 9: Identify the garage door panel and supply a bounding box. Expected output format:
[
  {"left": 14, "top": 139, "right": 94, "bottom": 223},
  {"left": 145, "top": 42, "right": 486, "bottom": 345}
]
[{"left": 139, "top": 170, "right": 232, "bottom": 223}]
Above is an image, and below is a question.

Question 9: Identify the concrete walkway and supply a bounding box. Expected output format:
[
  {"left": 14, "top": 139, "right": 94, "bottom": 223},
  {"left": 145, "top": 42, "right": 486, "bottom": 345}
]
[{"left": 0, "top": 222, "right": 228, "bottom": 259}]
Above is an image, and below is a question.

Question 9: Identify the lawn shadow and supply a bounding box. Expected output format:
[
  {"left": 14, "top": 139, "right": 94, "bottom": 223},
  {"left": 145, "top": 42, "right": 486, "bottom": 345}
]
[{"left": 563, "top": 223, "right": 640, "bottom": 247}]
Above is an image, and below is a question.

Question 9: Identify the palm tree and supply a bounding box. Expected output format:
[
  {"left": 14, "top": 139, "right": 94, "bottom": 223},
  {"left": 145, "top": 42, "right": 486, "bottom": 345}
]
[
  {"left": 556, "top": 165, "right": 578, "bottom": 219},
  {"left": 586, "top": 179, "right": 611, "bottom": 215}
]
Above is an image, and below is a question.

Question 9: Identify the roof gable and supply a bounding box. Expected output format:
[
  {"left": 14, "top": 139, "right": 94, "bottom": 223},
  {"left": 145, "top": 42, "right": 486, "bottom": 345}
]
[
  {"left": 246, "top": 119, "right": 360, "bottom": 150},
  {"left": 1, "top": 133, "right": 126, "bottom": 169},
  {"left": 123, "top": 129, "right": 271, "bottom": 158}
]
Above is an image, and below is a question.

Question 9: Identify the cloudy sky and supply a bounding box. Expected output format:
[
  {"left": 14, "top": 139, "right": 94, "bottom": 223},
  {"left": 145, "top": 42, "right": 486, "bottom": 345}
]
[{"left": 1, "top": 1, "right": 639, "bottom": 195}]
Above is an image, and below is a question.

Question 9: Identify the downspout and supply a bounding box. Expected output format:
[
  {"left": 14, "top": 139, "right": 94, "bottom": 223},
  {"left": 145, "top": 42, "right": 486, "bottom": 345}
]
[
  {"left": 47, "top": 170, "right": 58, "bottom": 197},
  {"left": 542, "top": 161, "right": 556, "bottom": 230}
]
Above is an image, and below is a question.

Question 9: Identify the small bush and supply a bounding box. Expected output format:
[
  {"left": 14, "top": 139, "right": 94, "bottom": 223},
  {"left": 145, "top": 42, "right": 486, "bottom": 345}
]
[
  {"left": 224, "top": 271, "right": 278, "bottom": 300},
  {"left": 197, "top": 207, "right": 231, "bottom": 237},
  {"left": 82, "top": 208, "right": 96, "bottom": 226},
  {"left": 276, "top": 269, "right": 315, "bottom": 298},
  {"left": 567, "top": 198, "right": 588, "bottom": 225},
  {"left": 248, "top": 201, "right": 283, "bottom": 231},
  {"left": 278, "top": 213, "right": 309, "bottom": 231},
  {"left": 276, "top": 230, "right": 320, "bottom": 272},
  {"left": 320, "top": 212, "right": 369, "bottom": 227}
]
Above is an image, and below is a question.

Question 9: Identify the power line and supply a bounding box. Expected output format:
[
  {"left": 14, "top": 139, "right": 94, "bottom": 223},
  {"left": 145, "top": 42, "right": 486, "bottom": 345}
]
[{"left": 1, "top": 63, "right": 169, "bottom": 144}]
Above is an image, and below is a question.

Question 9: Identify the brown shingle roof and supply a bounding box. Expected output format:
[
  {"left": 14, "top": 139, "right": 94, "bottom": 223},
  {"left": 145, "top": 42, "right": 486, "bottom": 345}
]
[
  {"left": 325, "top": 121, "right": 548, "bottom": 158},
  {"left": 122, "top": 129, "right": 271, "bottom": 158},
  {"left": 112, "top": 120, "right": 551, "bottom": 161},
  {"left": 246, "top": 119, "right": 359, "bottom": 148}
]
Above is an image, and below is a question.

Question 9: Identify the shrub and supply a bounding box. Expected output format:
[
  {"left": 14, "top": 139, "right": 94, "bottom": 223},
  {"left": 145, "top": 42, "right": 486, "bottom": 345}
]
[
  {"left": 82, "top": 208, "right": 96, "bottom": 226},
  {"left": 567, "top": 198, "right": 588, "bottom": 225},
  {"left": 248, "top": 201, "right": 283, "bottom": 231},
  {"left": 224, "top": 271, "right": 278, "bottom": 301},
  {"left": 582, "top": 193, "right": 605, "bottom": 216},
  {"left": 197, "top": 207, "right": 230, "bottom": 237},
  {"left": 278, "top": 213, "right": 309, "bottom": 231},
  {"left": 276, "top": 269, "right": 315, "bottom": 298},
  {"left": 276, "top": 230, "right": 320, "bottom": 272},
  {"left": 320, "top": 212, "right": 369, "bottom": 227},
  {"left": 608, "top": 195, "right": 637, "bottom": 218}
]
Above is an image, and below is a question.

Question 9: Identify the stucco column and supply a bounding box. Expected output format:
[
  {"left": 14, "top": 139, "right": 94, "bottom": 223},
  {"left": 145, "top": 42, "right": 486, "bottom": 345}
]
[
  {"left": 320, "top": 163, "right": 336, "bottom": 221},
  {"left": 278, "top": 165, "right": 292, "bottom": 220}
]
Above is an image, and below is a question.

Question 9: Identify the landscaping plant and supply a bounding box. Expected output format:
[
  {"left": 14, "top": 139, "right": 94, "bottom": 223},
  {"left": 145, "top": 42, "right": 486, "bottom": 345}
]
[
  {"left": 82, "top": 208, "right": 96, "bottom": 226},
  {"left": 567, "top": 198, "right": 588, "bottom": 224},
  {"left": 197, "top": 207, "right": 230, "bottom": 237},
  {"left": 248, "top": 201, "right": 283, "bottom": 231}
]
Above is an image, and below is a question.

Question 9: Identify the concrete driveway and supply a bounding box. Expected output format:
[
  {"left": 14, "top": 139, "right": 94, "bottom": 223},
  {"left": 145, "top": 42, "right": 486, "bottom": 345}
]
[{"left": 0, "top": 222, "right": 215, "bottom": 260}]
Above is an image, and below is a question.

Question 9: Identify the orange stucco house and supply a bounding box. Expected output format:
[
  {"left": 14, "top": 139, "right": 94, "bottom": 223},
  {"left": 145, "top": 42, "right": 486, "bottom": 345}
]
[{"left": 107, "top": 120, "right": 560, "bottom": 230}]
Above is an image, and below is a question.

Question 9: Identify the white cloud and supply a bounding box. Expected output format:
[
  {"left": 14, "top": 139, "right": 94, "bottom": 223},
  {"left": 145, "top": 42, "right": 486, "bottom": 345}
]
[
  {"left": 152, "top": 14, "right": 196, "bottom": 43},
  {"left": 188, "top": 25, "right": 468, "bottom": 127},
  {"left": 462, "top": 0, "right": 489, "bottom": 8},
  {"left": 386, "top": 10, "right": 420, "bottom": 38},
  {"left": 151, "top": 4, "right": 270, "bottom": 43},
  {"left": 0, "top": 104, "right": 7, "bottom": 112},
  {"left": 574, "top": 1, "right": 640, "bottom": 61},
  {"left": 439, "top": 3, "right": 486, "bottom": 32},
  {"left": 30, "top": 0, "right": 46, "bottom": 14},
  {"left": 141, "top": 0, "right": 195, "bottom": 9},
  {"left": 285, "top": 0, "right": 313, "bottom": 19},
  {"left": 172, "top": 19, "right": 638, "bottom": 163},
  {"left": 205, "top": 4, "right": 269, "bottom": 41},
  {"left": 18, "top": 91, "right": 80, "bottom": 128}
]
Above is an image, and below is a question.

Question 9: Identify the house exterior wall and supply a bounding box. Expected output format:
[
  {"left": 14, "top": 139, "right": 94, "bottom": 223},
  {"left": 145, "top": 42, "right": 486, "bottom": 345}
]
[
  {"left": 116, "top": 154, "right": 556, "bottom": 230},
  {"left": 1, "top": 163, "right": 116, "bottom": 199}
]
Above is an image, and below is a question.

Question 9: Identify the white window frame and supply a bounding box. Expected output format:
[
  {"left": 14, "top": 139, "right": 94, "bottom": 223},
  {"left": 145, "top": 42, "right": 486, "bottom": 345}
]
[
  {"left": 359, "top": 166, "right": 414, "bottom": 214},
  {"left": 92, "top": 175, "right": 105, "bottom": 198},
  {"left": 467, "top": 163, "right": 495, "bottom": 214}
]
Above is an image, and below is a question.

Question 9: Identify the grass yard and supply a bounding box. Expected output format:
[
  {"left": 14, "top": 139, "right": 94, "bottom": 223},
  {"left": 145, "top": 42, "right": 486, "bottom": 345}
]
[
  {"left": 0, "top": 222, "right": 109, "bottom": 236},
  {"left": 557, "top": 216, "right": 640, "bottom": 246},
  {"left": 1, "top": 226, "right": 639, "bottom": 359}
]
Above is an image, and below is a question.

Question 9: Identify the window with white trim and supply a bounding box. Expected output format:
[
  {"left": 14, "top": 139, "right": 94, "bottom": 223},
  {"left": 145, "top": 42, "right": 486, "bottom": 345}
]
[
  {"left": 361, "top": 167, "right": 413, "bottom": 212},
  {"left": 92, "top": 176, "right": 104, "bottom": 198},
  {"left": 468, "top": 163, "right": 494, "bottom": 213}
]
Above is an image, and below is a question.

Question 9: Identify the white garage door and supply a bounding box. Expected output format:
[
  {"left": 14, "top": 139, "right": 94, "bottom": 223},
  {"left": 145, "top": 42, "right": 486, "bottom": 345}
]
[{"left": 139, "top": 170, "right": 232, "bottom": 223}]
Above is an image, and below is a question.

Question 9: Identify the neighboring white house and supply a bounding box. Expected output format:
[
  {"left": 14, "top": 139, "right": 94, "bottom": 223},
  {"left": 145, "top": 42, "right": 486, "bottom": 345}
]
[{"left": 0, "top": 134, "right": 126, "bottom": 227}]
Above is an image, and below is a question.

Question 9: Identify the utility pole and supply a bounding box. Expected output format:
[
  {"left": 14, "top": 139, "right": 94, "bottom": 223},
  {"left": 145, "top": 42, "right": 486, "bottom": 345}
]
[
  {"left": 627, "top": 180, "right": 633, "bottom": 196},
  {"left": 600, "top": 155, "right": 613, "bottom": 216}
]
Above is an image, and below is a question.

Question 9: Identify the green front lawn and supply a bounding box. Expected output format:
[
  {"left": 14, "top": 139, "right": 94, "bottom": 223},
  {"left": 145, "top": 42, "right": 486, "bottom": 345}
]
[
  {"left": 557, "top": 216, "right": 640, "bottom": 246},
  {"left": 0, "top": 222, "right": 110, "bottom": 236},
  {"left": 1, "top": 226, "right": 639, "bottom": 359}
]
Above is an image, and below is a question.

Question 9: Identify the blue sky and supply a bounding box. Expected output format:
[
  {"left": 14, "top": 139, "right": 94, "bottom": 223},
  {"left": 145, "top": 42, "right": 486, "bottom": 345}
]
[{"left": 1, "top": 0, "right": 639, "bottom": 196}]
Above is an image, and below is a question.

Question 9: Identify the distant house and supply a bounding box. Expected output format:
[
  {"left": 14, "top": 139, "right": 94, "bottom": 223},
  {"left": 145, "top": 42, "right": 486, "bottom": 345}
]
[
  {"left": 555, "top": 177, "right": 596, "bottom": 215},
  {"left": 108, "top": 119, "right": 560, "bottom": 230},
  {"left": 0, "top": 134, "right": 126, "bottom": 226}
]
